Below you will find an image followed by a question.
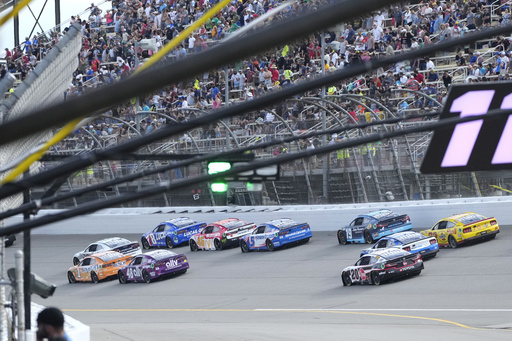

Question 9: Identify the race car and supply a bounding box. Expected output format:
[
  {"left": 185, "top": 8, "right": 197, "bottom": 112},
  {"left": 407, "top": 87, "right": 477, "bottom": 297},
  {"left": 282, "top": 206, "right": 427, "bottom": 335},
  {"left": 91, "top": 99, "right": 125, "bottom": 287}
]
[
  {"left": 240, "top": 218, "right": 312, "bottom": 252},
  {"left": 67, "top": 251, "right": 133, "bottom": 284},
  {"left": 141, "top": 217, "right": 206, "bottom": 249},
  {"left": 189, "top": 218, "right": 256, "bottom": 251},
  {"left": 72, "top": 237, "right": 141, "bottom": 265},
  {"left": 420, "top": 212, "right": 499, "bottom": 248},
  {"left": 338, "top": 209, "right": 412, "bottom": 244},
  {"left": 341, "top": 248, "right": 423, "bottom": 286},
  {"left": 359, "top": 231, "right": 439, "bottom": 259},
  {"left": 4, "top": 235, "right": 16, "bottom": 247},
  {"left": 118, "top": 250, "right": 189, "bottom": 284}
]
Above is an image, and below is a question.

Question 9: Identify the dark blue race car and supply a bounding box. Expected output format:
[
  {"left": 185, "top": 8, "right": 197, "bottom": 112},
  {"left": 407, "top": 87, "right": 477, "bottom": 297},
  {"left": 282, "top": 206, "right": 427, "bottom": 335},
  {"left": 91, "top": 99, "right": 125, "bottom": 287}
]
[
  {"left": 142, "top": 217, "right": 206, "bottom": 249},
  {"left": 359, "top": 231, "right": 439, "bottom": 259},
  {"left": 338, "top": 209, "right": 412, "bottom": 245}
]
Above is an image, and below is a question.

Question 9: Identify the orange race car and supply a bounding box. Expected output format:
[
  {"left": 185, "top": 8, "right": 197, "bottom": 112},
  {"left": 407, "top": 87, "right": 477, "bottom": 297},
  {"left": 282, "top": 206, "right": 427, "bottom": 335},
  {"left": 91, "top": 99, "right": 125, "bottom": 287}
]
[{"left": 67, "top": 251, "right": 133, "bottom": 283}]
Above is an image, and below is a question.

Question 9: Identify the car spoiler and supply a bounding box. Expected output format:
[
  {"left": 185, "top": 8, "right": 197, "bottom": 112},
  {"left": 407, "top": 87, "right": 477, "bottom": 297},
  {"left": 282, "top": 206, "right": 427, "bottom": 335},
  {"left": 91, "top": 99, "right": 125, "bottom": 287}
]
[
  {"left": 113, "top": 241, "right": 140, "bottom": 253},
  {"left": 378, "top": 214, "right": 409, "bottom": 226},
  {"left": 462, "top": 217, "right": 497, "bottom": 227}
]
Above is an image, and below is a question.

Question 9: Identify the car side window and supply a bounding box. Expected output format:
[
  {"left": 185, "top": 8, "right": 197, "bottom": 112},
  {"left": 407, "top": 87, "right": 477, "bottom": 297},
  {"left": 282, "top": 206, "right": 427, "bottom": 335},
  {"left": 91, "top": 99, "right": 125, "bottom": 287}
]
[
  {"left": 351, "top": 217, "right": 364, "bottom": 226},
  {"left": 87, "top": 244, "right": 98, "bottom": 252},
  {"left": 362, "top": 217, "right": 372, "bottom": 225},
  {"left": 369, "top": 256, "right": 378, "bottom": 265},
  {"left": 132, "top": 257, "right": 143, "bottom": 265},
  {"left": 255, "top": 226, "right": 266, "bottom": 234},
  {"left": 265, "top": 226, "right": 274, "bottom": 233},
  {"left": 437, "top": 221, "right": 447, "bottom": 230},
  {"left": 212, "top": 226, "right": 220, "bottom": 233},
  {"left": 357, "top": 256, "right": 371, "bottom": 266},
  {"left": 446, "top": 222, "right": 456, "bottom": 229},
  {"left": 204, "top": 226, "right": 214, "bottom": 234},
  {"left": 376, "top": 239, "right": 388, "bottom": 248},
  {"left": 81, "top": 258, "right": 91, "bottom": 266},
  {"left": 156, "top": 225, "right": 165, "bottom": 232}
]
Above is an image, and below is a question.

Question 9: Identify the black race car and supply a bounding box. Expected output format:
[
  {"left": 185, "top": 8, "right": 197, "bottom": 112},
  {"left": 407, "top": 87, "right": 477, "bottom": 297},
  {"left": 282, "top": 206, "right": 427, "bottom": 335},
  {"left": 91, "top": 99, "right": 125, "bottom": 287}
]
[{"left": 341, "top": 248, "right": 423, "bottom": 286}]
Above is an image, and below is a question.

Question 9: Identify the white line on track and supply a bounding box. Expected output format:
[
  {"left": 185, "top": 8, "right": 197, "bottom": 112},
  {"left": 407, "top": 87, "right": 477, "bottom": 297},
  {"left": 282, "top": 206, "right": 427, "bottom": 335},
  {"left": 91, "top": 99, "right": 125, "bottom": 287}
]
[{"left": 254, "top": 308, "right": 512, "bottom": 312}]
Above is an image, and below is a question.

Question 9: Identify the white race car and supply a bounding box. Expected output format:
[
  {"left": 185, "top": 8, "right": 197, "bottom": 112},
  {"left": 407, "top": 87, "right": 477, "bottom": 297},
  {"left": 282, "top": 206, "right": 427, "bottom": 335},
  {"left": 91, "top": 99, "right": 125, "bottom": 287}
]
[{"left": 72, "top": 237, "right": 141, "bottom": 265}]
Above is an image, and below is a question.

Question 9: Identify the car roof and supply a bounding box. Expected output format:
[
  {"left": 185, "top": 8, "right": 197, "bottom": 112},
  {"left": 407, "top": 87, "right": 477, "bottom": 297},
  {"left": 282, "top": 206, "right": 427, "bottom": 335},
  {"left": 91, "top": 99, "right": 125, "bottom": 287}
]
[
  {"left": 387, "top": 231, "right": 423, "bottom": 244},
  {"left": 90, "top": 251, "right": 125, "bottom": 262},
  {"left": 144, "top": 250, "right": 178, "bottom": 260},
  {"left": 367, "top": 248, "right": 409, "bottom": 259},
  {"left": 363, "top": 209, "right": 394, "bottom": 219},
  {"left": 263, "top": 219, "right": 299, "bottom": 230},
  {"left": 95, "top": 237, "right": 130, "bottom": 248},
  {"left": 212, "top": 218, "right": 249, "bottom": 229},
  {"left": 164, "top": 217, "right": 199, "bottom": 228},
  {"left": 444, "top": 212, "right": 485, "bottom": 224}
]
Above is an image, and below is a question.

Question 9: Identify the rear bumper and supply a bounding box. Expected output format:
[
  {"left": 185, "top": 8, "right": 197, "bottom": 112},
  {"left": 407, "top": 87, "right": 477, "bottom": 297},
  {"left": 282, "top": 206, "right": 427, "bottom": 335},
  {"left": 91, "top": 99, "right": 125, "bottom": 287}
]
[{"left": 460, "top": 229, "right": 499, "bottom": 244}]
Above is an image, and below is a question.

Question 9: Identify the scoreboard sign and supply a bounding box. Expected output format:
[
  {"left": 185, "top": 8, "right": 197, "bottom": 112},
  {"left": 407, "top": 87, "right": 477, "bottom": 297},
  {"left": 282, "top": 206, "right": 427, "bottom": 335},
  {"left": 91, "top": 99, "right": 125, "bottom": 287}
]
[{"left": 421, "top": 83, "right": 512, "bottom": 173}]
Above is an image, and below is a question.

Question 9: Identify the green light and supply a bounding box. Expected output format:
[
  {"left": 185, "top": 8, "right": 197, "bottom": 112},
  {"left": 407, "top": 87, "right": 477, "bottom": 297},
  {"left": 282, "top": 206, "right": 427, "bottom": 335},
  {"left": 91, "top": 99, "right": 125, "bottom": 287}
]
[
  {"left": 207, "top": 162, "right": 231, "bottom": 174},
  {"left": 211, "top": 182, "right": 228, "bottom": 192}
]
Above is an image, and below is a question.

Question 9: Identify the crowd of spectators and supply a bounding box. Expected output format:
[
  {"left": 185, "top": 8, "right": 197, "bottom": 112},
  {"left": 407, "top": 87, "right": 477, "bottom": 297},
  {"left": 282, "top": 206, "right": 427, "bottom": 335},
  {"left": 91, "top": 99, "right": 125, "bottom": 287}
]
[{"left": 2, "top": 0, "right": 512, "bottom": 154}]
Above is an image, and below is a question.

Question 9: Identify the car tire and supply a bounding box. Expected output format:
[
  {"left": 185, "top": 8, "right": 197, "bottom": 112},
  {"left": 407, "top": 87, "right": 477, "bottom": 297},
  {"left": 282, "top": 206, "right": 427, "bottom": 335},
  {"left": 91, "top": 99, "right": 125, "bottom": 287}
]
[
  {"left": 448, "top": 235, "right": 458, "bottom": 249},
  {"left": 266, "top": 239, "right": 275, "bottom": 252},
  {"left": 489, "top": 234, "right": 497, "bottom": 240},
  {"left": 165, "top": 237, "right": 174, "bottom": 249},
  {"left": 118, "top": 271, "right": 127, "bottom": 284},
  {"left": 241, "top": 240, "right": 250, "bottom": 253},
  {"left": 91, "top": 271, "right": 99, "bottom": 284},
  {"left": 413, "top": 270, "right": 422, "bottom": 276},
  {"left": 68, "top": 271, "right": 76, "bottom": 284},
  {"left": 141, "top": 238, "right": 150, "bottom": 250},
  {"left": 190, "top": 240, "right": 198, "bottom": 252},
  {"left": 73, "top": 257, "right": 80, "bottom": 266},
  {"left": 142, "top": 270, "right": 151, "bottom": 284},
  {"left": 371, "top": 271, "right": 381, "bottom": 286},
  {"left": 364, "top": 230, "right": 374, "bottom": 244},
  {"left": 178, "top": 269, "right": 187, "bottom": 275},
  {"left": 338, "top": 230, "right": 347, "bottom": 245},
  {"left": 342, "top": 272, "right": 352, "bottom": 286},
  {"left": 214, "top": 239, "right": 223, "bottom": 250}
]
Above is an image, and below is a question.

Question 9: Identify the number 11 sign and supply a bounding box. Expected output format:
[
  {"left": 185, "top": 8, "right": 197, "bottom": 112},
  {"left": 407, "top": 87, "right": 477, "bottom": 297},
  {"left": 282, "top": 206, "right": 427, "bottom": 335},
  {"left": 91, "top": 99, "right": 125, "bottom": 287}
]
[{"left": 421, "top": 83, "right": 512, "bottom": 173}]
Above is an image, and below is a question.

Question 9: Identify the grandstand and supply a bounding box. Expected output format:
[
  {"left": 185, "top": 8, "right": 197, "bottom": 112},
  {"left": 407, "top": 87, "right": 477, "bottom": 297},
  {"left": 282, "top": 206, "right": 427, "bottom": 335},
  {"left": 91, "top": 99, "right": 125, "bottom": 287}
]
[{"left": 2, "top": 0, "right": 512, "bottom": 210}]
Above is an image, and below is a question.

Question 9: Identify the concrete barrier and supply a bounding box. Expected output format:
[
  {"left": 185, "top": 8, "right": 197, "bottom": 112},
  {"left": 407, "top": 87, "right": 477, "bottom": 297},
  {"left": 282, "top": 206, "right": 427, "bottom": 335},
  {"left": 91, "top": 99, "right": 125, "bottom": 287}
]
[{"left": 6, "top": 196, "right": 510, "bottom": 235}]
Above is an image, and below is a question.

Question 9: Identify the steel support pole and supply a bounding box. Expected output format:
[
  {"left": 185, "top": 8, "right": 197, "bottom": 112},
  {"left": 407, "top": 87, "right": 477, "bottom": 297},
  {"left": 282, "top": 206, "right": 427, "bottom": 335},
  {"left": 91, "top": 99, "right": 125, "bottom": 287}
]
[
  {"left": 224, "top": 66, "right": 230, "bottom": 150},
  {"left": 23, "top": 172, "right": 31, "bottom": 330},
  {"left": 320, "top": 32, "right": 328, "bottom": 202},
  {"left": 15, "top": 250, "right": 25, "bottom": 341},
  {"left": 0, "top": 223, "right": 6, "bottom": 341},
  {"left": 14, "top": 0, "right": 20, "bottom": 46},
  {"left": 55, "top": 0, "right": 61, "bottom": 32}
]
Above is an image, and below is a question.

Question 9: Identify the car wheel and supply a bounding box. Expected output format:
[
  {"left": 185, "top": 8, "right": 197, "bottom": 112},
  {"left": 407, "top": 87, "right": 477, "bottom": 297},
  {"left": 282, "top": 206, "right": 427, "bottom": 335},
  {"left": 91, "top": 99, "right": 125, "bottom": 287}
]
[
  {"left": 91, "top": 271, "right": 99, "bottom": 284},
  {"left": 364, "top": 230, "right": 374, "bottom": 244},
  {"left": 68, "top": 271, "right": 76, "bottom": 284},
  {"left": 214, "top": 239, "right": 223, "bottom": 250},
  {"left": 448, "top": 235, "right": 458, "bottom": 249},
  {"left": 342, "top": 272, "right": 352, "bottom": 286},
  {"left": 141, "top": 238, "right": 150, "bottom": 250},
  {"left": 413, "top": 270, "right": 422, "bottom": 276},
  {"left": 73, "top": 257, "right": 80, "bottom": 266},
  {"left": 241, "top": 240, "right": 250, "bottom": 253},
  {"left": 489, "top": 234, "right": 497, "bottom": 240},
  {"left": 303, "top": 237, "right": 310, "bottom": 243},
  {"left": 371, "top": 271, "right": 381, "bottom": 286},
  {"left": 165, "top": 237, "right": 174, "bottom": 249},
  {"left": 266, "top": 239, "right": 275, "bottom": 252},
  {"left": 118, "top": 271, "right": 127, "bottom": 284},
  {"left": 178, "top": 269, "right": 187, "bottom": 275},
  {"left": 142, "top": 270, "right": 151, "bottom": 284},
  {"left": 338, "top": 230, "right": 347, "bottom": 245},
  {"left": 190, "top": 240, "right": 198, "bottom": 252}
]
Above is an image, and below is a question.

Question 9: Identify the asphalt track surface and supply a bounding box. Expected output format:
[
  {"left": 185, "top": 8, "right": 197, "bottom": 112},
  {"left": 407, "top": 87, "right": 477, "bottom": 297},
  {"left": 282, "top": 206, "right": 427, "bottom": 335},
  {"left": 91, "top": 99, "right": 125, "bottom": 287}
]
[{"left": 4, "top": 228, "right": 512, "bottom": 340}]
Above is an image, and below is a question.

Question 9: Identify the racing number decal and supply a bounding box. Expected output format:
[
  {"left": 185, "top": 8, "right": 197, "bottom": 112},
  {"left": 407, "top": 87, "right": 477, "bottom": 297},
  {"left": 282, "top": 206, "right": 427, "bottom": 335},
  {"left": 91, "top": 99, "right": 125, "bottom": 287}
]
[{"left": 350, "top": 268, "right": 366, "bottom": 282}]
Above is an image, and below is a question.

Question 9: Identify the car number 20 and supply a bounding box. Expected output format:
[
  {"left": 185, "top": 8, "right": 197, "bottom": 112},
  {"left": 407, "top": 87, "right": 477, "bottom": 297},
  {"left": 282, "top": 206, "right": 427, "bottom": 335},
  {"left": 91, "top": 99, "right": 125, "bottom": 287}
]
[{"left": 350, "top": 268, "right": 366, "bottom": 282}]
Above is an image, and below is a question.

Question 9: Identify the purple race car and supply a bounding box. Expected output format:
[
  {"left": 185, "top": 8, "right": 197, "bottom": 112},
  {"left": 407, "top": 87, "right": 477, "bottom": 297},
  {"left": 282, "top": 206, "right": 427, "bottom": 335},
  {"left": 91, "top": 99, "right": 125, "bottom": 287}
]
[{"left": 117, "top": 250, "right": 189, "bottom": 284}]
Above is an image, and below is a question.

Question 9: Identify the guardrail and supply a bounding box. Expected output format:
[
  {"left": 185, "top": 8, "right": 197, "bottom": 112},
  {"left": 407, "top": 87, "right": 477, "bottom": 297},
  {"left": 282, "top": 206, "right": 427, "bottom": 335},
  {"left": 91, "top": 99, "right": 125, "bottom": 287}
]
[{"left": 10, "top": 196, "right": 512, "bottom": 235}]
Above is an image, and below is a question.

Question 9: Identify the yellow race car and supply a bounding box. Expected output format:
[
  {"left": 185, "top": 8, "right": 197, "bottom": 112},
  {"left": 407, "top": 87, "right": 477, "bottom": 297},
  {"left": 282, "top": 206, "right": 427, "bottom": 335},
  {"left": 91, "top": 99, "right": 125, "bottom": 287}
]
[
  {"left": 67, "top": 251, "right": 133, "bottom": 283},
  {"left": 420, "top": 212, "right": 499, "bottom": 248}
]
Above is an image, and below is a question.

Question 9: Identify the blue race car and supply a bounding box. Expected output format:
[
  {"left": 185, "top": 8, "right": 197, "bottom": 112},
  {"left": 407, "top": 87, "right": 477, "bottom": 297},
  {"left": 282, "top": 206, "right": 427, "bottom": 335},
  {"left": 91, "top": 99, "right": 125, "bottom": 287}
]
[
  {"left": 359, "top": 231, "right": 439, "bottom": 259},
  {"left": 142, "top": 217, "right": 206, "bottom": 249},
  {"left": 338, "top": 209, "right": 412, "bottom": 245},
  {"left": 240, "top": 218, "right": 312, "bottom": 252}
]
